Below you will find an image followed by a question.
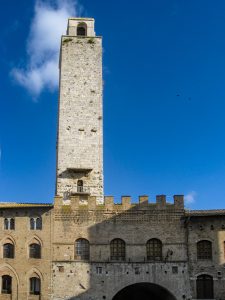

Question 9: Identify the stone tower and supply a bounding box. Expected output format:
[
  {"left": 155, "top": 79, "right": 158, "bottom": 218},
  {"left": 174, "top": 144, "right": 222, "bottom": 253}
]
[{"left": 56, "top": 18, "right": 103, "bottom": 204}]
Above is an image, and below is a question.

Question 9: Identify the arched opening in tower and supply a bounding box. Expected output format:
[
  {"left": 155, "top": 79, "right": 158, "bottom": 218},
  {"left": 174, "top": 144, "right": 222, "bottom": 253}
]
[{"left": 112, "top": 282, "right": 176, "bottom": 300}]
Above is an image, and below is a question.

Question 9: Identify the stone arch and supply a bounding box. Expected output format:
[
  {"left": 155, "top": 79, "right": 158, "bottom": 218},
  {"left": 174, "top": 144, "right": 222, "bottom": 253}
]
[
  {"left": 197, "top": 240, "right": 212, "bottom": 260},
  {"left": 27, "top": 268, "right": 43, "bottom": 296},
  {"left": 0, "top": 264, "right": 20, "bottom": 295},
  {"left": 196, "top": 237, "right": 213, "bottom": 243},
  {"left": 112, "top": 282, "right": 176, "bottom": 300},
  {"left": 27, "top": 236, "right": 42, "bottom": 259},
  {"left": 196, "top": 274, "right": 214, "bottom": 299},
  {"left": 27, "top": 235, "right": 43, "bottom": 247},
  {"left": 27, "top": 268, "right": 43, "bottom": 281},
  {"left": 194, "top": 272, "right": 215, "bottom": 279},
  {"left": 77, "top": 22, "right": 87, "bottom": 36},
  {"left": 0, "top": 236, "right": 16, "bottom": 259},
  {"left": 1, "top": 235, "right": 16, "bottom": 246}
]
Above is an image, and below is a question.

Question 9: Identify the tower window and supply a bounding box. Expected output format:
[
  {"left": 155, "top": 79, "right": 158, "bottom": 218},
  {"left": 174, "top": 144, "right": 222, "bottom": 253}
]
[
  {"left": 146, "top": 238, "right": 162, "bottom": 261},
  {"left": 4, "top": 218, "right": 15, "bottom": 230},
  {"left": 29, "top": 243, "right": 41, "bottom": 259},
  {"left": 75, "top": 238, "right": 90, "bottom": 260},
  {"left": 30, "top": 277, "right": 41, "bottom": 295},
  {"left": 2, "top": 275, "right": 12, "bottom": 294},
  {"left": 3, "top": 243, "right": 14, "bottom": 259},
  {"left": 77, "top": 180, "right": 84, "bottom": 192},
  {"left": 196, "top": 274, "right": 214, "bottom": 299},
  {"left": 77, "top": 23, "right": 87, "bottom": 36},
  {"left": 197, "top": 240, "right": 212, "bottom": 260},
  {"left": 110, "top": 239, "right": 126, "bottom": 261}
]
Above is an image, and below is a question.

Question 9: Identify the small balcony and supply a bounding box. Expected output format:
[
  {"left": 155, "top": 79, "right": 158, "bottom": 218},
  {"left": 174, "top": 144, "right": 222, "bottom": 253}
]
[{"left": 71, "top": 186, "right": 90, "bottom": 195}]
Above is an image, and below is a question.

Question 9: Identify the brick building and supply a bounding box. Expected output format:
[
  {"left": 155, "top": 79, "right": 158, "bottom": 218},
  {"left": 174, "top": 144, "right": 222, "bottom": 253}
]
[{"left": 0, "top": 17, "right": 225, "bottom": 300}]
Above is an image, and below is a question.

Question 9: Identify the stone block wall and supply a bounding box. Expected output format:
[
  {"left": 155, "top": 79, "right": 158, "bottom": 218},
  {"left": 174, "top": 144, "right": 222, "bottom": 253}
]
[{"left": 56, "top": 21, "right": 103, "bottom": 203}]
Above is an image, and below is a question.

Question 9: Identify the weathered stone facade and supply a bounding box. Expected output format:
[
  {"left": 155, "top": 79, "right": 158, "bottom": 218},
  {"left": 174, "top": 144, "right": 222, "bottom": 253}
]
[
  {"left": 56, "top": 18, "right": 103, "bottom": 204},
  {"left": 0, "top": 17, "right": 225, "bottom": 300}
]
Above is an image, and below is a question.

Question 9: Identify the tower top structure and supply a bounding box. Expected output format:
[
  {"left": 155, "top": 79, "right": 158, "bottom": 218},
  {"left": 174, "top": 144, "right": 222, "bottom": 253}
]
[{"left": 67, "top": 18, "right": 96, "bottom": 37}]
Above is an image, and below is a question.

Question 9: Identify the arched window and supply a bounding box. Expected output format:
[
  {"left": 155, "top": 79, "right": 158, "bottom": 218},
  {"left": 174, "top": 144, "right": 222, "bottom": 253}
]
[
  {"left": 77, "top": 180, "right": 83, "bottom": 192},
  {"left": 110, "top": 239, "right": 126, "bottom": 261},
  {"left": 146, "top": 238, "right": 162, "bottom": 261},
  {"left": 3, "top": 243, "right": 14, "bottom": 258},
  {"left": 29, "top": 243, "right": 41, "bottom": 259},
  {"left": 197, "top": 240, "right": 212, "bottom": 260},
  {"left": 2, "top": 275, "right": 12, "bottom": 294},
  {"left": 75, "top": 238, "right": 90, "bottom": 260},
  {"left": 4, "top": 218, "right": 15, "bottom": 230},
  {"left": 30, "top": 277, "right": 41, "bottom": 295},
  {"left": 30, "top": 217, "right": 42, "bottom": 230},
  {"left": 36, "top": 217, "right": 42, "bottom": 230},
  {"left": 77, "top": 23, "right": 87, "bottom": 36},
  {"left": 196, "top": 275, "right": 214, "bottom": 299}
]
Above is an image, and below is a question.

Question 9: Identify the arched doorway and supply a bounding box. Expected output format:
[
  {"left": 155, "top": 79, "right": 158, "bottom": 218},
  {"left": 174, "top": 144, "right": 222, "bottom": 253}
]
[{"left": 112, "top": 282, "right": 176, "bottom": 300}]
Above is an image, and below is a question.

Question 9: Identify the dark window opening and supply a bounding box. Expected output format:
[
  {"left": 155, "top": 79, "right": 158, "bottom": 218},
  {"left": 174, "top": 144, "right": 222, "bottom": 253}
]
[
  {"left": 197, "top": 275, "right": 214, "bottom": 299},
  {"left": 197, "top": 240, "right": 212, "bottom": 260},
  {"left": 77, "top": 180, "right": 84, "bottom": 193},
  {"left": 110, "top": 239, "right": 126, "bottom": 261},
  {"left": 75, "top": 238, "right": 90, "bottom": 260},
  {"left": 146, "top": 239, "right": 162, "bottom": 261},
  {"left": 29, "top": 243, "right": 41, "bottom": 259},
  {"left": 3, "top": 243, "right": 14, "bottom": 259},
  {"left": 36, "top": 217, "right": 42, "bottom": 230},
  {"left": 2, "top": 275, "right": 12, "bottom": 294},
  {"left": 4, "top": 218, "right": 15, "bottom": 230},
  {"left": 77, "top": 24, "right": 86, "bottom": 36},
  {"left": 30, "top": 217, "right": 42, "bottom": 230},
  {"left": 30, "top": 277, "right": 40, "bottom": 295}
]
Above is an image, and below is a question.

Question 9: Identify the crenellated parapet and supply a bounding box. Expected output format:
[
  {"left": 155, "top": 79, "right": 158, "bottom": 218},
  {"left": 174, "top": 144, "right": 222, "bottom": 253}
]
[{"left": 54, "top": 194, "right": 184, "bottom": 211}]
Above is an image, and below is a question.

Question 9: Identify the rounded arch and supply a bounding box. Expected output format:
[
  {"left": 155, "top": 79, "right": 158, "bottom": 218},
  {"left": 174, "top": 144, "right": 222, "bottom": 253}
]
[
  {"left": 112, "top": 282, "right": 176, "bottom": 300},
  {"left": 197, "top": 240, "right": 212, "bottom": 260},
  {"left": 77, "top": 22, "right": 87, "bottom": 36},
  {"left": 75, "top": 238, "right": 90, "bottom": 260},
  {"left": 196, "top": 237, "right": 213, "bottom": 243},
  {"left": 196, "top": 274, "right": 214, "bottom": 299},
  {"left": 110, "top": 238, "right": 126, "bottom": 261},
  {"left": 146, "top": 238, "right": 162, "bottom": 261}
]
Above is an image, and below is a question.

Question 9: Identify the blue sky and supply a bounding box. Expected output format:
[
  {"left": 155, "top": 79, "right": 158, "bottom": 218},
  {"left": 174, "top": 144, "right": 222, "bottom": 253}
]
[{"left": 1, "top": 0, "right": 225, "bottom": 209}]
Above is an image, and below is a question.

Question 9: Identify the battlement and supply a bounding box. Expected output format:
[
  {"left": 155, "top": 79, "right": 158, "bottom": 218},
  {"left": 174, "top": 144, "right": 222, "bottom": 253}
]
[{"left": 54, "top": 195, "right": 184, "bottom": 210}]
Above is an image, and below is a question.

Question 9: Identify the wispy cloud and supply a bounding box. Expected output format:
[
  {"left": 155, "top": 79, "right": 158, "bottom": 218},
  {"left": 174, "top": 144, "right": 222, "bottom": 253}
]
[
  {"left": 11, "top": 0, "right": 81, "bottom": 99},
  {"left": 184, "top": 191, "right": 197, "bottom": 206}
]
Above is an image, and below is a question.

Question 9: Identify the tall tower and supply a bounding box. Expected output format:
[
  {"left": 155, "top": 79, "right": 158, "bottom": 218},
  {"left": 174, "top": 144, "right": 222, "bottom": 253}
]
[{"left": 56, "top": 18, "right": 103, "bottom": 204}]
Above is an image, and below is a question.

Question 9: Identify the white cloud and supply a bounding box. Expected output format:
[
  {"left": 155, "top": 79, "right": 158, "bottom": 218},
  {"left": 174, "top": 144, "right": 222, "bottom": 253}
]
[
  {"left": 11, "top": 0, "right": 80, "bottom": 99},
  {"left": 184, "top": 191, "right": 197, "bottom": 205}
]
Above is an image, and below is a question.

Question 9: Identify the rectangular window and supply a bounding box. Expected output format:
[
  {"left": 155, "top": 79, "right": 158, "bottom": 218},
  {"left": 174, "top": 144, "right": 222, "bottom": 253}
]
[{"left": 96, "top": 267, "right": 102, "bottom": 274}]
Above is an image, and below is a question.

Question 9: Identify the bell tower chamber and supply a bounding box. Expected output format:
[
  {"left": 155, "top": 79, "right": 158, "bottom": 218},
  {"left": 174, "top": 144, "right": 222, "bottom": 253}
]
[{"left": 56, "top": 18, "right": 103, "bottom": 204}]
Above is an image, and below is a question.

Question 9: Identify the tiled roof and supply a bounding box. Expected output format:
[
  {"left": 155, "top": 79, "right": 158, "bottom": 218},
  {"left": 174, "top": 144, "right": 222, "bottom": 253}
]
[{"left": 0, "top": 202, "right": 53, "bottom": 208}]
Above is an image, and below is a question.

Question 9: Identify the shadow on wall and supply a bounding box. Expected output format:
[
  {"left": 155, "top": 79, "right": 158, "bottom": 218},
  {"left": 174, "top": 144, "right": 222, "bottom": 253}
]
[{"left": 53, "top": 195, "right": 191, "bottom": 300}]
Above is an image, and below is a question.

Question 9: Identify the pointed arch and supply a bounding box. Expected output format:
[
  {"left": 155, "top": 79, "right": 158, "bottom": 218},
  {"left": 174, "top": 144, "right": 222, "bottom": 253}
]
[
  {"left": 0, "top": 264, "right": 20, "bottom": 285},
  {"left": 0, "top": 235, "right": 16, "bottom": 246},
  {"left": 27, "top": 268, "right": 43, "bottom": 281},
  {"left": 27, "top": 235, "right": 43, "bottom": 247}
]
